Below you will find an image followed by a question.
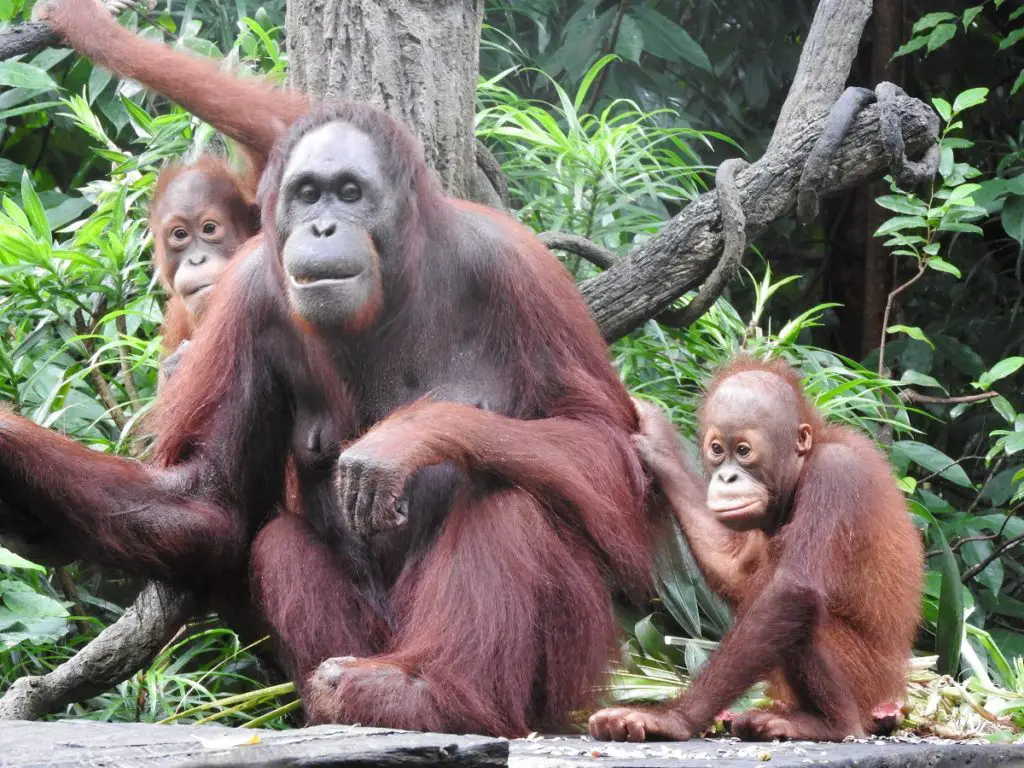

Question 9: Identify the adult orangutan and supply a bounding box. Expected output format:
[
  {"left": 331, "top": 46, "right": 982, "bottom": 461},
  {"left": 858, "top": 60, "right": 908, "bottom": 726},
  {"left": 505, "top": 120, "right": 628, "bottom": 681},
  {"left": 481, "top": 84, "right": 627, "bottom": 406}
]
[
  {"left": 0, "top": 79, "right": 659, "bottom": 743},
  {"left": 589, "top": 357, "right": 924, "bottom": 742}
]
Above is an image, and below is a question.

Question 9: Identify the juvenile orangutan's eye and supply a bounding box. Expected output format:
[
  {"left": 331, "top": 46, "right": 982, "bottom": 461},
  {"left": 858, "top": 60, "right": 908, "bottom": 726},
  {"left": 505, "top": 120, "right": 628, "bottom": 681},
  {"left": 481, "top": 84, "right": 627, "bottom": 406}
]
[
  {"left": 201, "top": 221, "right": 218, "bottom": 236},
  {"left": 737, "top": 444, "right": 751, "bottom": 458},
  {"left": 710, "top": 441, "right": 724, "bottom": 456},
  {"left": 339, "top": 181, "right": 362, "bottom": 203},
  {"left": 171, "top": 227, "right": 188, "bottom": 241},
  {"left": 298, "top": 184, "right": 320, "bottom": 204}
]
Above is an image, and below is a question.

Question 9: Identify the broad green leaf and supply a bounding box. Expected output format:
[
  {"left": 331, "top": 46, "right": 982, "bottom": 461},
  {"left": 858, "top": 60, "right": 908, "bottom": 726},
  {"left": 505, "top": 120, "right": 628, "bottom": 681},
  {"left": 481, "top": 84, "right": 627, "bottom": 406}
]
[
  {"left": 992, "top": 396, "right": 1016, "bottom": 424},
  {"left": 927, "top": 23, "right": 957, "bottom": 53},
  {"left": 887, "top": 325, "right": 934, "bottom": 348},
  {"left": 962, "top": 5, "right": 983, "bottom": 29},
  {"left": 0, "top": 62, "right": 58, "bottom": 91},
  {"left": 875, "top": 194, "right": 927, "bottom": 216},
  {"left": 0, "top": 580, "right": 68, "bottom": 619},
  {"left": 874, "top": 215, "right": 927, "bottom": 236},
  {"left": 999, "top": 28, "right": 1024, "bottom": 50},
  {"left": 933, "top": 529, "right": 963, "bottom": 677},
  {"left": 634, "top": 6, "right": 712, "bottom": 71},
  {"left": 912, "top": 11, "right": 956, "bottom": 33},
  {"left": 926, "top": 257, "right": 961, "bottom": 278},
  {"left": 898, "top": 370, "right": 944, "bottom": 390},
  {"left": 1002, "top": 195, "right": 1024, "bottom": 243},
  {"left": 932, "top": 97, "right": 952, "bottom": 123},
  {"left": 0, "top": 546, "right": 45, "bottom": 572},
  {"left": 978, "top": 357, "right": 1024, "bottom": 390},
  {"left": 894, "top": 36, "right": 929, "bottom": 58},
  {"left": 615, "top": 15, "right": 643, "bottom": 64},
  {"left": 1007, "top": 433, "right": 1024, "bottom": 456},
  {"left": 952, "top": 87, "right": 988, "bottom": 113},
  {"left": 893, "top": 440, "right": 972, "bottom": 488}
]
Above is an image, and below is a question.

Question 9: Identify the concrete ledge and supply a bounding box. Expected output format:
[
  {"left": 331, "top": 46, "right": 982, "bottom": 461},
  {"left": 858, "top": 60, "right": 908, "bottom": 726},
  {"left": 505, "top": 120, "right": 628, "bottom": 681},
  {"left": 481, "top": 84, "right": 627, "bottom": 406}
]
[{"left": 1, "top": 719, "right": 1022, "bottom": 767}]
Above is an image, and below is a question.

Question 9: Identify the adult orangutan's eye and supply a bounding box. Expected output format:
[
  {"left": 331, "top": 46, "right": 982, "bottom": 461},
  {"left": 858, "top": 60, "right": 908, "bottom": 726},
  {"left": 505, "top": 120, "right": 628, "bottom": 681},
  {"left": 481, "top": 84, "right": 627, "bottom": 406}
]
[{"left": 339, "top": 181, "right": 362, "bottom": 203}]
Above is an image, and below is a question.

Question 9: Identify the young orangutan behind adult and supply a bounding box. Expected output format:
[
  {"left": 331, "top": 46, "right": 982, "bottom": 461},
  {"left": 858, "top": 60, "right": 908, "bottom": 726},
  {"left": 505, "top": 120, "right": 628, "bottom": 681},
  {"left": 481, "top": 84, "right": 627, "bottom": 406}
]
[
  {"left": 589, "top": 356, "right": 924, "bottom": 742},
  {"left": 153, "top": 155, "right": 261, "bottom": 355}
]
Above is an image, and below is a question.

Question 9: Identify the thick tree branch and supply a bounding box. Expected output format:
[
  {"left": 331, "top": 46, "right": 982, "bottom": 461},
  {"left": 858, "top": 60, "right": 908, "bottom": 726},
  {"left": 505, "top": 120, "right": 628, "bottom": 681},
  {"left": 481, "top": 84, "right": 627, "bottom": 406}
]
[
  {"left": 580, "top": 0, "right": 940, "bottom": 341},
  {"left": 0, "top": 21, "right": 58, "bottom": 61},
  {"left": 539, "top": 232, "right": 617, "bottom": 270},
  {"left": 0, "top": 583, "right": 192, "bottom": 720}
]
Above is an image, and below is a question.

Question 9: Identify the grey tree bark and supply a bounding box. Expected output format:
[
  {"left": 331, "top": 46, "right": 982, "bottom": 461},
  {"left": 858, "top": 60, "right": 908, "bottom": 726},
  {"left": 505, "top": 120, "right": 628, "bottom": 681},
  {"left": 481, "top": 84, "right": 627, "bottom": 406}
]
[{"left": 285, "top": 0, "right": 489, "bottom": 201}]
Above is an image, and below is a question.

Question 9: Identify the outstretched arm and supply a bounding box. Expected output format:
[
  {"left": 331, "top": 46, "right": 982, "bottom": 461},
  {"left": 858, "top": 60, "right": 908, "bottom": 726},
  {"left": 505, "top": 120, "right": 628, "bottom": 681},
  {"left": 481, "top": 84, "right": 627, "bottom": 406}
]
[
  {"left": 0, "top": 252, "right": 292, "bottom": 589},
  {"left": 35, "top": 0, "right": 309, "bottom": 160}
]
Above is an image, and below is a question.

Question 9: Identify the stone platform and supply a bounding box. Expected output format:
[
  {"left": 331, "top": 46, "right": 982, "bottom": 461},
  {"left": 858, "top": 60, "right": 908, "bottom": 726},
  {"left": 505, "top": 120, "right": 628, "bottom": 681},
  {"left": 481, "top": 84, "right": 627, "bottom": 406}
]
[{"left": 1, "top": 719, "right": 1022, "bottom": 767}]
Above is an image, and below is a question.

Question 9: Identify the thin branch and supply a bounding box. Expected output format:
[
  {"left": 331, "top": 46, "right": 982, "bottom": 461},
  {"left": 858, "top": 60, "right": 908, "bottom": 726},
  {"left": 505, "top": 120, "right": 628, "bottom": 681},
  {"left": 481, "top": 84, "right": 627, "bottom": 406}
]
[
  {"left": 962, "top": 532, "right": 1024, "bottom": 584},
  {"left": 72, "top": 309, "right": 128, "bottom": 430},
  {"left": 114, "top": 314, "right": 142, "bottom": 407},
  {"left": 878, "top": 261, "right": 927, "bottom": 376},
  {"left": 584, "top": 0, "right": 626, "bottom": 115},
  {"left": 474, "top": 140, "right": 509, "bottom": 208},
  {"left": 539, "top": 232, "right": 618, "bottom": 270},
  {"left": 900, "top": 390, "right": 999, "bottom": 405},
  {"left": 916, "top": 453, "right": 988, "bottom": 486}
]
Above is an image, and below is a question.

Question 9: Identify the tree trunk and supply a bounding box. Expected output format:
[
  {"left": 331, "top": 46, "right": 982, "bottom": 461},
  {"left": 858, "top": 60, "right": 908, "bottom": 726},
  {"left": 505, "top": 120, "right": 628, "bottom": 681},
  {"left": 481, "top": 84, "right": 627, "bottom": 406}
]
[
  {"left": 859, "top": 0, "right": 905, "bottom": 358},
  {"left": 285, "top": 0, "right": 485, "bottom": 200}
]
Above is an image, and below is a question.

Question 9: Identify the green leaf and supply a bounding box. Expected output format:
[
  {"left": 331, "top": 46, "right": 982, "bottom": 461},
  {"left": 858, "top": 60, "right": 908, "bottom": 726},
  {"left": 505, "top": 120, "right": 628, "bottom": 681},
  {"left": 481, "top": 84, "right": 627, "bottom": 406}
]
[
  {"left": 615, "top": 14, "right": 643, "bottom": 64},
  {"left": 933, "top": 529, "right": 964, "bottom": 677},
  {"left": 926, "top": 257, "right": 961, "bottom": 278},
  {"left": 0, "top": 580, "right": 68, "bottom": 619},
  {"left": 898, "top": 370, "right": 944, "bottom": 391},
  {"left": 0, "top": 61, "right": 58, "bottom": 91},
  {"left": 887, "top": 325, "right": 934, "bottom": 348},
  {"left": 0, "top": 547, "right": 45, "bottom": 572},
  {"left": 874, "top": 215, "right": 927, "bottom": 237},
  {"left": 893, "top": 36, "right": 929, "bottom": 58},
  {"left": 999, "top": 28, "right": 1024, "bottom": 50},
  {"left": 962, "top": 5, "right": 983, "bottom": 29},
  {"left": 893, "top": 440, "right": 973, "bottom": 488},
  {"left": 932, "top": 97, "right": 952, "bottom": 123},
  {"left": 1003, "top": 433, "right": 1024, "bottom": 456},
  {"left": 992, "top": 395, "right": 1016, "bottom": 424},
  {"left": 1012, "top": 70, "right": 1024, "bottom": 97},
  {"left": 978, "top": 357, "right": 1024, "bottom": 390},
  {"left": 952, "top": 87, "right": 988, "bottom": 114},
  {"left": 634, "top": 6, "right": 712, "bottom": 71},
  {"left": 1003, "top": 196, "right": 1024, "bottom": 244},
  {"left": 875, "top": 195, "right": 928, "bottom": 216},
  {"left": 912, "top": 11, "right": 956, "bottom": 33},
  {"left": 927, "top": 23, "right": 957, "bottom": 53},
  {"left": 19, "top": 171, "right": 49, "bottom": 242}
]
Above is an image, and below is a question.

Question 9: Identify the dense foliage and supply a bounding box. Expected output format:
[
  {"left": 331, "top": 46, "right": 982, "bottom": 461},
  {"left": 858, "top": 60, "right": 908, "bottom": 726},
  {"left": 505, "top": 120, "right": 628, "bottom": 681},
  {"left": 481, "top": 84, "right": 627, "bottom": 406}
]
[{"left": 0, "top": 0, "right": 1022, "bottom": 736}]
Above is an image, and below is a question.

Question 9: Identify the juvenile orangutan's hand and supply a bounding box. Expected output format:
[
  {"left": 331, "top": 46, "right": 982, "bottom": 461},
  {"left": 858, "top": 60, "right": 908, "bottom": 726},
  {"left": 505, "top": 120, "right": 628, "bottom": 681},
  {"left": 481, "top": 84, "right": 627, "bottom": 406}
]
[{"left": 631, "top": 398, "right": 685, "bottom": 480}]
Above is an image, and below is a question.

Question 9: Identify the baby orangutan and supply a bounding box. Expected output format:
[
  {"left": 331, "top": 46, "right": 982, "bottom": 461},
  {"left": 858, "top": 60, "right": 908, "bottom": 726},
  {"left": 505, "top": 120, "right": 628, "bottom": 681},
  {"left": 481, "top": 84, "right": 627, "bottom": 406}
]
[{"left": 590, "top": 356, "right": 923, "bottom": 742}]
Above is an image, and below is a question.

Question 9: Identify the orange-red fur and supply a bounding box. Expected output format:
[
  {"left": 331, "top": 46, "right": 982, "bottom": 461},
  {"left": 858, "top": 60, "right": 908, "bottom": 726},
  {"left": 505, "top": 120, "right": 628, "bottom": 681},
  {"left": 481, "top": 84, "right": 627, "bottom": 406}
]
[{"left": 591, "top": 356, "right": 923, "bottom": 742}]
